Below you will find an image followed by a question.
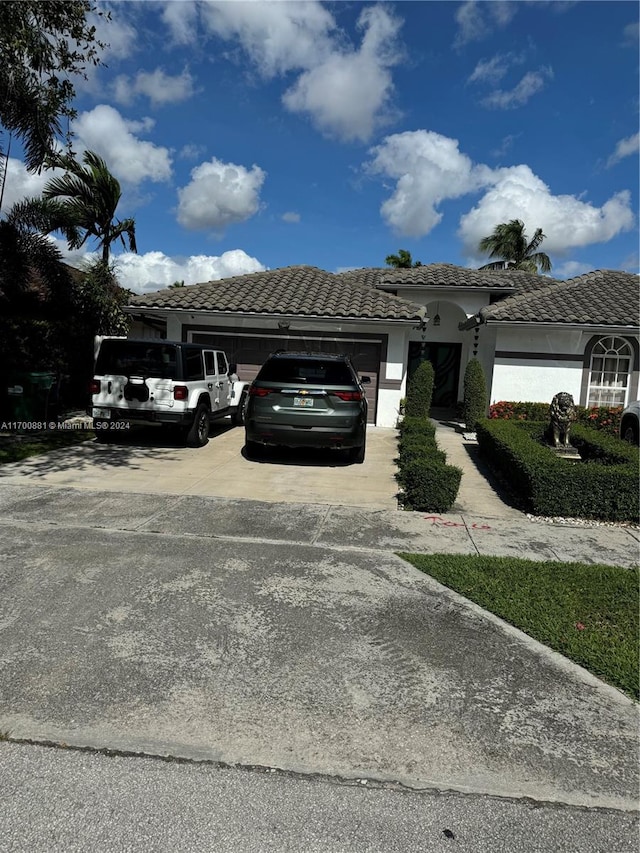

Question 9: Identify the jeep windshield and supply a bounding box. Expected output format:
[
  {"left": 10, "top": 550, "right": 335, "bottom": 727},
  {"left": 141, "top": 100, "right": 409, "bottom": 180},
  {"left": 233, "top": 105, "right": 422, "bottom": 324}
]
[{"left": 95, "top": 340, "right": 180, "bottom": 380}]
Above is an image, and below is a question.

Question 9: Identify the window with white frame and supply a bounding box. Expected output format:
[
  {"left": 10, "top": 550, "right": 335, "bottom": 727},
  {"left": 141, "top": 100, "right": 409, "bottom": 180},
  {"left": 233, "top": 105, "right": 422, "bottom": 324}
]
[{"left": 587, "top": 336, "right": 632, "bottom": 407}]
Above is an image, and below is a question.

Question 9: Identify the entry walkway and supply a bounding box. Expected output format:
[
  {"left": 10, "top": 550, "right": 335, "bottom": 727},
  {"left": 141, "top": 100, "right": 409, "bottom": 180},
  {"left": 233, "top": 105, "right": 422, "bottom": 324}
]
[{"left": 432, "top": 418, "right": 523, "bottom": 519}]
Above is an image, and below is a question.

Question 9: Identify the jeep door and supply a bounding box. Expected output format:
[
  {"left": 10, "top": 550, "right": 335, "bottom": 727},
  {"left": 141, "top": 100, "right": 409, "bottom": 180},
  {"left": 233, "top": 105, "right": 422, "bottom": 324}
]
[{"left": 203, "top": 350, "right": 228, "bottom": 413}]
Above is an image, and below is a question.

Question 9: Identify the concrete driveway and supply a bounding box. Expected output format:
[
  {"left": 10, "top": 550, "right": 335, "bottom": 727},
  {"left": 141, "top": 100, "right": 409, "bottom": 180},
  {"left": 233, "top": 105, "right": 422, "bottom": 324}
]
[
  {"left": 0, "top": 422, "right": 399, "bottom": 509},
  {"left": 0, "top": 485, "right": 637, "bottom": 814}
]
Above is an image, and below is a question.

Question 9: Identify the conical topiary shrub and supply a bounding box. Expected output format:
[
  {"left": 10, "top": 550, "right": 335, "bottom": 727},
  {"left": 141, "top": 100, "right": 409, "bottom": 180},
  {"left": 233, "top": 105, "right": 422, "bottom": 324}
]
[
  {"left": 405, "top": 360, "right": 435, "bottom": 419},
  {"left": 463, "top": 358, "right": 487, "bottom": 431}
]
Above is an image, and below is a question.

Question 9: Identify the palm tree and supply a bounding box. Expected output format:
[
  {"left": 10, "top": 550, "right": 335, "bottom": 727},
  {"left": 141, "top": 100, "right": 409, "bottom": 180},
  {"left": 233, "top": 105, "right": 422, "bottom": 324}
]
[
  {"left": 478, "top": 219, "right": 551, "bottom": 273},
  {"left": 385, "top": 249, "right": 423, "bottom": 268},
  {"left": 38, "top": 149, "right": 137, "bottom": 264}
]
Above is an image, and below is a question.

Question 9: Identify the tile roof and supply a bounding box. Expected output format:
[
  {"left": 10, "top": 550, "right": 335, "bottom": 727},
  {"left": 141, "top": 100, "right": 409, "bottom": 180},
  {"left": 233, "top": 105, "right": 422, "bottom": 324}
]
[
  {"left": 127, "top": 265, "right": 425, "bottom": 323},
  {"left": 377, "top": 263, "right": 547, "bottom": 291},
  {"left": 475, "top": 269, "right": 639, "bottom": 327}
]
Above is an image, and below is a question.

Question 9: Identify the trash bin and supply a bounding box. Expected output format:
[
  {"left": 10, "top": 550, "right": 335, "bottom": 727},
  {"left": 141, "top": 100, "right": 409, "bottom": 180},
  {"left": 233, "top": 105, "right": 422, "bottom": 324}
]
[{"left": 5, "top": 372, "right": 56, "bottom": 422}]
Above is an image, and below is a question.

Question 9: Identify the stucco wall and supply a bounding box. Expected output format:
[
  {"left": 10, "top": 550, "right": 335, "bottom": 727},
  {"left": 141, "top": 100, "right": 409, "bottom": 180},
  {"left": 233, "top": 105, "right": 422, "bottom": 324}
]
[{"left": 490, "top": 325, "right": 640, "bottom": 406}]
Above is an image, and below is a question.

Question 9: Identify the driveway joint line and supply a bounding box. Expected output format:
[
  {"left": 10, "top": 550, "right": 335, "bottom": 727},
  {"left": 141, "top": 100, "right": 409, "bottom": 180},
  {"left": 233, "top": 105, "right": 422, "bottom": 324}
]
[
  {"left": 311, "top": 504, "right": 334, "bottom": 545},
  {"left": 461, "top": 516, "right": 481, "bottom": 556}
]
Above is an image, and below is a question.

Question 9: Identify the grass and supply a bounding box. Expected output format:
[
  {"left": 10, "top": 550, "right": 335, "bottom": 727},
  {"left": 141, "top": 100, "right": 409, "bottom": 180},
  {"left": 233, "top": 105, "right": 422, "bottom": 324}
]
[
  {"left": 0, "top": 430, "right": 94, "bottom": 464},
  {"left": 398, "top": 553, "right": 639, "bottom": 700}
]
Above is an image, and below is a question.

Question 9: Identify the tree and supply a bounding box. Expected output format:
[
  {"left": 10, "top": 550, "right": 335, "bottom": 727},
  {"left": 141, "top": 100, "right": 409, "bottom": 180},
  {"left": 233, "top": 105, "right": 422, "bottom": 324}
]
[
  {"left": 385, "top": 249, "right": 423, "bottom": 268},
  {"left": 478, "top": 219, "right": 552, "bottom": 273},
  {"left": 169, "top": 280, "right": 185, "bottom": 288},
  {"left": 22, "top": 149, "right": 138, "bottom": 264},
  {"left": 0, "top": 1, "right": 108, "bottom": 172}
]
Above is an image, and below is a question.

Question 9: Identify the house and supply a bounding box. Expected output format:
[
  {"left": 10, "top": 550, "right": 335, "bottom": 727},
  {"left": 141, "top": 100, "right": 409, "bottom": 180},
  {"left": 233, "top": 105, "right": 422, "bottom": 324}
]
[{"left": 126, "top": 264, "right": 639, "bottom": 427}]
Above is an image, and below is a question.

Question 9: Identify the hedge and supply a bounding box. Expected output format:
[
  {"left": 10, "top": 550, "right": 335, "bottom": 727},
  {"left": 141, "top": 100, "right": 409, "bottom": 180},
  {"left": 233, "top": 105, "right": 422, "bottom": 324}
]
[
  {"left": 396, "top": 416, "right": 462, "bottom": 512},
  {"left": 475, "top": 419, "right": 639, "bottom": 521}
]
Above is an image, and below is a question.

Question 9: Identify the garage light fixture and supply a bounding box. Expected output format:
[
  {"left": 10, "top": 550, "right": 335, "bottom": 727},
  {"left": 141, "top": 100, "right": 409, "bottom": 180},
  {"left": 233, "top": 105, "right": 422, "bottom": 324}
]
[
  {"left": 433, "top": 302, "right": 441, "bottom": 327},
  {"left": 278, "top": 319, "right": 291, "bottom": 330}
]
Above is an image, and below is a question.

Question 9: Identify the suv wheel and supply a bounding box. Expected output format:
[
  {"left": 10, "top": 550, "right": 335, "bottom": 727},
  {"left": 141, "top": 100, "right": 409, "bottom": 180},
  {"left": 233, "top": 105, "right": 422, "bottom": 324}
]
[
  {"left": 187, "top": 403, "right": 210, "bottom": 447},
  {"left": 349, "top": 431, "right": 366, "bottom": 464}
]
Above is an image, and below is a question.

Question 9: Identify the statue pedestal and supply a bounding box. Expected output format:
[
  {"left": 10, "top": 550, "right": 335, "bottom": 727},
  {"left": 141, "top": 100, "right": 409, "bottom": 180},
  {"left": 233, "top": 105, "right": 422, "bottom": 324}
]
[{"left": 550, "top": 446, "right": 581, "bottom": 461}]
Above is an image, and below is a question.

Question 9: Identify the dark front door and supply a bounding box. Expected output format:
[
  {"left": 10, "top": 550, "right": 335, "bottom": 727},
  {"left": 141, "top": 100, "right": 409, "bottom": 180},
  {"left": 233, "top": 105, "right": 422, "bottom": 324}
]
[{"left": 408, "top": 342, "right": 461, "bottom": 409}]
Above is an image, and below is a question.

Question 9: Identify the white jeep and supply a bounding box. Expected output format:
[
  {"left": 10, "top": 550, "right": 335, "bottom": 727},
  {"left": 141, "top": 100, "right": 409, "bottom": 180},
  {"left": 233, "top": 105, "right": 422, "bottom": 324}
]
[{"left": 91, "top": 337, "right": 249, "bottom": 446}]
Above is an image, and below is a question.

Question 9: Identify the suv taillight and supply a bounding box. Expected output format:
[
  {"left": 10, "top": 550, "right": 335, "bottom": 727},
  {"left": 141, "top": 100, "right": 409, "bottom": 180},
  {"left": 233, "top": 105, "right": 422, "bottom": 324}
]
[
  {"left": 90, "top": 379, "right": 101, "bottom": 395},
  {"left": 333, "top": 390, "right": 362, "bottom": 402},
  {"left": 173, "top": 385, "right": 188, "bottom": 400},
  {"left": 249, "top": 386, "right": 275, "bottom": 397}
]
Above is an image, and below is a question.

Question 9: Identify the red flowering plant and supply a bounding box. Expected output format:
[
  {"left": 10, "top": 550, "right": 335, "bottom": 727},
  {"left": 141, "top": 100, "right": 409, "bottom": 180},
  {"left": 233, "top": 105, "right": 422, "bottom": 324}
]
[{"left": 489, "top": 401, "right": 623, "bottom": 437}]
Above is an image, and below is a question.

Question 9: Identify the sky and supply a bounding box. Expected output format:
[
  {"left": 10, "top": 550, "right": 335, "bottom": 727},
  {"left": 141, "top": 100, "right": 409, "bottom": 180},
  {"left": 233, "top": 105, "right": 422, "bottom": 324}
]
[{"left": 3, "top": 0, "right": 639, "bottom": 293}]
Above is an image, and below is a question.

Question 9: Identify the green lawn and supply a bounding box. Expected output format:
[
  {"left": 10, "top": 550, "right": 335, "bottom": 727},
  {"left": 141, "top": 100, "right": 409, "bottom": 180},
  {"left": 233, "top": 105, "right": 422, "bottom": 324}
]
[
  {"left": 0, "top": 430, "right": 94, "bottom": 464},
  {"left": 398, "top": 553, "right": 639, "bottom": 700}
]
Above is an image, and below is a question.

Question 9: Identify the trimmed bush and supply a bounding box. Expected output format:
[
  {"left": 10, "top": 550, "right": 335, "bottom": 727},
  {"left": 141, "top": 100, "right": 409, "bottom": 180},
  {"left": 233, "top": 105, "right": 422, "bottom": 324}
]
[
  {"left": 405, "top": 360, "right": 434, "bottom": 418},
  {"left": 398, "top": 458, "right": 462, "bottom": 512},
  {"left": 396, "top": 415, "right": 462, "bottom": 512},
  {"left": 463, "top": 359, "right": 487, "bottom": 431},
  {"left": 476, "top": 419, "right": 639, "bottom": 522}
]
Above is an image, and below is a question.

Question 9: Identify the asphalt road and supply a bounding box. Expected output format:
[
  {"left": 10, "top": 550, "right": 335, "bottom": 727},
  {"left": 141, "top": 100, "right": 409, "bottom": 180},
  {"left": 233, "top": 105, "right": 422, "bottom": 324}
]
[{"left": 1, "top": 742, "right": 638, "bottom": 853}]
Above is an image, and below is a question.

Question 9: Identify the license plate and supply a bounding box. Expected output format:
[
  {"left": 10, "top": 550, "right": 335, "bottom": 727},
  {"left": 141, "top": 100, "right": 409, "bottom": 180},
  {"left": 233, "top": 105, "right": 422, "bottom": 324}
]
[
  {"left": 93, "top": 408, "right": 111, "bottom": 418},
  {"left": 294, "top": 397, "right": 314, "bottom": 407}
]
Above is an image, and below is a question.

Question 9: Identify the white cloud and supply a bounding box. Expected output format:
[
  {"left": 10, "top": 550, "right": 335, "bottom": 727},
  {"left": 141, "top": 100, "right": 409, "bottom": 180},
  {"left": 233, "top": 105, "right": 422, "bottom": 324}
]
[
  {"left": 623, "top": 21, "right": 640, "bottom": 45},
  {"left": 0, "top": 158, "right": 52, "bottom": 211},
  {"left": 111, "top": 68, "right": 196, "bottom": 107},
  {"left": 199, "top": 0, "right": 336, "bottom": 76},
  {"left": 196, "top": 1, "right": 403, "bottom": 143},
  {"left": 72, "top": 105, "right": 173, "bottom": 185},
  {"left": 458, "top": 165, "right": 635, "bottom": 258},
  {"left": 112, "top": 249, "right": 266, "bottom": 293},
  {"left": 282, "top": 6, "right": 402, "bottom": 142},
  {"left": 161, "top": 0, "right": 199, "bottom": 45},
  {"left": 490, "top": 133, "right": 520, "bottom": 159},
  {"left": 481, "top": 67, "right": 553, "bottom": 109},
  {"left": 365, "top": 130, "right": 492, "bottom": 237},
  {"left": 176, "top": 157, "right": 266, "bottom": 231},
  {"left": 365, "top": 130, "right": 635, "bottom": 256},
  {"left": 282, "top": 211, "right": 301, "bottom": 223},
  {"left": 606, "top": 132, "right": 640, "bottom": 168},
  {"left": 454, "top": 1, "right": 516, "bottom": 48},
  {"left": 179, "top": 143, "right": 206, "bottom": 161},
  {"left": 468, "top": 55, "right": 510, "bottom": 85}
]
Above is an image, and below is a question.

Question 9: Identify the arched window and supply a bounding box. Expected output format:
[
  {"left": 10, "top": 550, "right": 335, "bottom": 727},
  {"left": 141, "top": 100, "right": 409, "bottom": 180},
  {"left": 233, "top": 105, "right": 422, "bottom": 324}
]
[{"left": 587, "top": 336, "right": 633, "bottom": 407}]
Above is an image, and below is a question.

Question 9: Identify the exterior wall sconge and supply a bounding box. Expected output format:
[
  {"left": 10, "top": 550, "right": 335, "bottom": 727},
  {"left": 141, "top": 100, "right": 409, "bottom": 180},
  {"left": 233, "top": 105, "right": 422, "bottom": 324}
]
[
  {"left": 433, "top": 302, "right": 441, "bottom": 326},
  {"left": 278, "top": 319, "right": 291, "bottom": 330}
]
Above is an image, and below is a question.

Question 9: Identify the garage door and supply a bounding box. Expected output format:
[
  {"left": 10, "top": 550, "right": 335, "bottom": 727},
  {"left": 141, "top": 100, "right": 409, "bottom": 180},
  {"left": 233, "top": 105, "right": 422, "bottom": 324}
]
[{"left": 191, "top": 331, "right": 381, "bottom": 423}]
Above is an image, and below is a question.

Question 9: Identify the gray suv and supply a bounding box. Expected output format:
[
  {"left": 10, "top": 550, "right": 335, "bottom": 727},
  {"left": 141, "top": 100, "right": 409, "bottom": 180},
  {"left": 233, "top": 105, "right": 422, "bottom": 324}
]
[{"left": 244, "top": 351, "right": 369, "bottom": 463}]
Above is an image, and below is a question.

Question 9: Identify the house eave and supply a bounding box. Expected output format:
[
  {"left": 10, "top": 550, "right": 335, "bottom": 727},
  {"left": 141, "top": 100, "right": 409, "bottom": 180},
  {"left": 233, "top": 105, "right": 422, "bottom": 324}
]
[{"left": 124, "top": 305, "right": 424, "bottom": 325}]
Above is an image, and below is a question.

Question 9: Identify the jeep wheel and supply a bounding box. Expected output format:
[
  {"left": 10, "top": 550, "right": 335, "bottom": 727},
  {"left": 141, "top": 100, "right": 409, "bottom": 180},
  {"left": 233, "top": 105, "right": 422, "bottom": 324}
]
[
  {"left": 94, "top": 422, "right": 116, "bottom": 443},
  {"left": 231, "top": 389, "right": 247, "bottom": 427},
  {"left": 187, "top": 403, "right": 210, "bottom": 447}
]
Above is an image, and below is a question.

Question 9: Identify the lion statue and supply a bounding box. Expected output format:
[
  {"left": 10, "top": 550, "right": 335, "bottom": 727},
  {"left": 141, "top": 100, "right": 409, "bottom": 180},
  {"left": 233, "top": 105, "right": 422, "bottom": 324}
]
[{"left": 549, "top": 392, "right": 576, "bottom": 447}]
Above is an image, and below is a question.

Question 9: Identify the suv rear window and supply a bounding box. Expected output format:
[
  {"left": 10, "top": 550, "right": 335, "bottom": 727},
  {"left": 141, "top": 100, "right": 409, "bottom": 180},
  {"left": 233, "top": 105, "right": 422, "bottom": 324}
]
[
  {"left": 257, "top": 357, "right": 354, "bottom": 385},
  {"left": 95, "top": 341, "right": 179, "bottom": 379}
]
